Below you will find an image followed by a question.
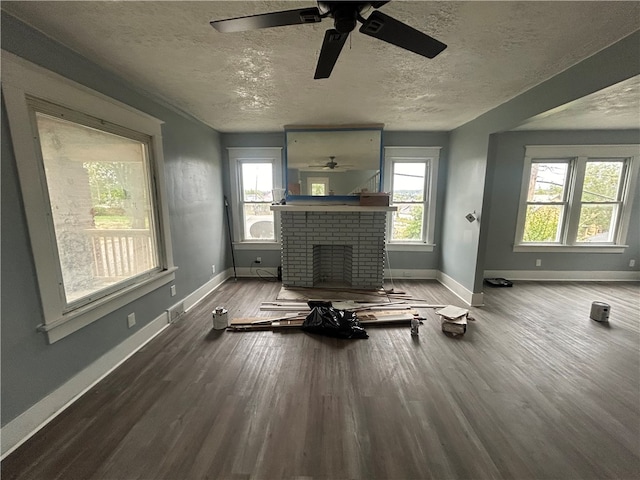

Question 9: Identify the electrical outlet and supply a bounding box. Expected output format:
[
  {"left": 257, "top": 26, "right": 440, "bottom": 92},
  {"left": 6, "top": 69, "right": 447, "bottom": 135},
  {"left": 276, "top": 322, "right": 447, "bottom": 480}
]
[
  {"left": 535, "top": 259, "right": 542, "bottom": 267},
  {"left": 630, "top": 259, "right": 636, "bottom": 267},
  {"left": 170, "top": 285, "right": 176, "bottom": 297},
  {"left": 212, "top": 265, "right": 216, "bottom": 274},
  {"left": 255, "top": 257, "right": 262, "bottom": 264},
  {"left": 127, "top": 313, "right": 136, "bottom": 328}
]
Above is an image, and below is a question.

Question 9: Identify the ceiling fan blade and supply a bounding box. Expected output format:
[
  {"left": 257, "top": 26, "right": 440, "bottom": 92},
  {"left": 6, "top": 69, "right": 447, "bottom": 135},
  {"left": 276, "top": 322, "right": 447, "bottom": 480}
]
[
  {"left": 211, "top": 7, "right": 321, "bottom": 33},
  {"left": 314, "top": 29, "right": 349, "bottom": 79},
  {"left": 359, "top": 10, "right": 447, "bottom": 59}
]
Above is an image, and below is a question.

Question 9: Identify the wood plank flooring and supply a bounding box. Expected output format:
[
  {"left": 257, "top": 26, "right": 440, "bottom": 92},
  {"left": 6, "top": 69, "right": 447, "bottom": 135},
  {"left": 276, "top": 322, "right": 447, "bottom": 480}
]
[{"left": 3, "top": 279, "right": 639, "bottom": 479}]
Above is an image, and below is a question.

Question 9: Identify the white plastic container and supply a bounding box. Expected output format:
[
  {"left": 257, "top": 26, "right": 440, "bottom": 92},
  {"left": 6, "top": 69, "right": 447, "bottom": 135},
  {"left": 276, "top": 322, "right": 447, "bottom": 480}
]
[
  {"left": 212, "top": 306, "right": 229, "bottom": 330},
  {"left": 590, "top": 302, "right": 610, "bottom": 322}
]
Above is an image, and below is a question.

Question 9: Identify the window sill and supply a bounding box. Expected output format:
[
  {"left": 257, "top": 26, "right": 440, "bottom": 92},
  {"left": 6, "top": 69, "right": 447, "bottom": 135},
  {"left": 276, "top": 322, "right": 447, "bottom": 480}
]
[
  {"left": 513, "top": 244, "right": 628, "bottom": 254},
  {"left": 386, "top": 243, "right": 435, "bottom": 252},
  {"left": 233, "top": 242, "right": 281, "bottom": 250},
  {"left": 39, "top": 267, "right": 177, "bottom": 343}
]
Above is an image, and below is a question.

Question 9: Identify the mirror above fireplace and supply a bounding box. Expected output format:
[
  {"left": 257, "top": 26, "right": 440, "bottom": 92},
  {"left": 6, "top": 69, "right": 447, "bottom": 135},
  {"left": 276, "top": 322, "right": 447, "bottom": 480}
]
[{"left": 284, "top": 125, "right": 383, "bottom": 199}]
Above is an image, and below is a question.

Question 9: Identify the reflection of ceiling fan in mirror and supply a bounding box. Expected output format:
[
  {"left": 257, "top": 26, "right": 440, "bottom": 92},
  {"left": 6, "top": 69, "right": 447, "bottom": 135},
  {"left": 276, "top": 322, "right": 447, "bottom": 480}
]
[{"left": 309, "top": 156, "right": 353, "bottom": 171}]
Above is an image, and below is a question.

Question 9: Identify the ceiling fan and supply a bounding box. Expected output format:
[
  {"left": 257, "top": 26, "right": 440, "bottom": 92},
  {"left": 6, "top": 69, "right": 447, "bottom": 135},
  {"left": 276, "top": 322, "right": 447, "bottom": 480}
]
[
  {"left": 210, "top": 1, "right": 447, "bottom": 79},
  {"left": 309, "top": 156, "right": 352, "bottom": 170}
]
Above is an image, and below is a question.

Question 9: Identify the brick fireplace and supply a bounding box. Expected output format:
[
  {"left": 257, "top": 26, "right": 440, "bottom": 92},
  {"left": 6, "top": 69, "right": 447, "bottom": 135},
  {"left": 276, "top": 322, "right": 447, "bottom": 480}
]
[{"left": 271, "top": 205, "right": 396, "bottom": 289}]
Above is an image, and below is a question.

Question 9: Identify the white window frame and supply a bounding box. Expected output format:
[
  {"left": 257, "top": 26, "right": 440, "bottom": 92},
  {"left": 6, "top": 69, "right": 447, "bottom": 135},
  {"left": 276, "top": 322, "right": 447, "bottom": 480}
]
[
  {"left": 384, "top": 147, "right": 441, "bottom": 252},
  {"left": 2, "top": 51, "right": 176, "bottom": 343},
  {"left": 514, "top": 145, "right": 639, "bottom": 253},
  {"left": 227, "top": 147, "right": 282, "bottom": 249}
]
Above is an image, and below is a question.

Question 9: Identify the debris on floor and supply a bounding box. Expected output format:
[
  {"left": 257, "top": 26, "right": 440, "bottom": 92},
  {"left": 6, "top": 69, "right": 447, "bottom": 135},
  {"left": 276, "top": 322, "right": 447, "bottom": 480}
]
[
  {"left": 436, "top": 305, "right": 469, "bottom": 336},
  {"left": 227, "top": 289, "right": 447, "bottom": 333},
  {"left": 302, "top": 305, "right": 368, "bottom": 339},
  {"left": 227, "top": 309, "right": 421, "bottom": 332}
]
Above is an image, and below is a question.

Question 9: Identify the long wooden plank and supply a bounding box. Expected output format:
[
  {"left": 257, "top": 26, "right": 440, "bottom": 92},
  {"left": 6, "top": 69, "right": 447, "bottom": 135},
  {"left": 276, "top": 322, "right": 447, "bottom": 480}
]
[
  {"left": 259, "top": 301, "right": 421, "bottom": 312},
  {"left": 230, "top": 314, "right": 305, "bottom": 326}
]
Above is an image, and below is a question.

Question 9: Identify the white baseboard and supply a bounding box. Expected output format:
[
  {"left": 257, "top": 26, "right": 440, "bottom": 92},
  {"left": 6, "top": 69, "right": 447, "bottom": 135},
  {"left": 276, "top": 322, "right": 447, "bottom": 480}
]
[
  {"left": 183, "top": 269, "right": 232, "bottom": 312},
  {"left": 1, "top": 312, "right": 170, "bottom": 459},
  {"left": 385, "top": 269, "right": 438, "bottom": 280},
  {"left": 436, "top": 271, "right": 484, "bottom": 307},
  {"left": 484, "top": 270, "right": 640, "bottom": 281}
]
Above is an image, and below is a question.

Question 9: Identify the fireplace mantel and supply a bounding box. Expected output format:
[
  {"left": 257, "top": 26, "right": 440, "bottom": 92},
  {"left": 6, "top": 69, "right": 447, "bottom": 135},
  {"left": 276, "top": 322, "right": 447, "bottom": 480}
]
[{"left": 270, "top": 205, "right": 396, "bottom": 212}]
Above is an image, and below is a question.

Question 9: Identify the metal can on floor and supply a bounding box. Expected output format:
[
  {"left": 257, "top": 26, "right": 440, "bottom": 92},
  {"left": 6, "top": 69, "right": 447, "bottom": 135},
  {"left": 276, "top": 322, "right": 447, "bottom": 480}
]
[
  {"left": 212, "top": 306, "right": 229, "bottom": 330},
  {"left": 590, "top": 302, "right": 610, "bottom": 322}
]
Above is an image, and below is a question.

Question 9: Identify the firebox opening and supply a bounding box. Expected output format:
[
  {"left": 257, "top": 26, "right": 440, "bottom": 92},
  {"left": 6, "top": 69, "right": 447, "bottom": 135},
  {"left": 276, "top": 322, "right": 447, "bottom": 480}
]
[{"left": 312, "top": 244, "right": 353, "bottom": 288}]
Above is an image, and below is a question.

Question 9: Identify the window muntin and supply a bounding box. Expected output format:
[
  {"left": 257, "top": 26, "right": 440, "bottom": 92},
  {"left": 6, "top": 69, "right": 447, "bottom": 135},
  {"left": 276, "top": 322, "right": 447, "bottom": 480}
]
[
  {"left": 516, "top": 146, "right": 638, "bottom": 249},
  {"left": 33, "top": 108, "right": 161, "bottom": 308},
  {"left": 390, "top": 161, "right": 428, "bottom": 241}
]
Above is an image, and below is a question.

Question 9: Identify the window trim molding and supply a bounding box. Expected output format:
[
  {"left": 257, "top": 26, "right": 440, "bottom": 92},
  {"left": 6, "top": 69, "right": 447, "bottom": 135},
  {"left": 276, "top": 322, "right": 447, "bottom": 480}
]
[
  {"left": 2, "top": 51, "right": 176, "bottom": 343},
  {"left": 514, "top": 144, "right": 639, "bottom": 251},
  {"left": 384, "top": 146, "right": 441, "bottom": 247},
  {"left": 227, "top": 147, "right": 283, "bottom": 244}
]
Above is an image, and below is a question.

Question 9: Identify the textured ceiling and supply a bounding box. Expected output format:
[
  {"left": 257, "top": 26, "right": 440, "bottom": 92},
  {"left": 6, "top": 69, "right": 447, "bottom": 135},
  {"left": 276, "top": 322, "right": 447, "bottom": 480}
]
[
  {"left": 512, "top": 75, "right": 640, "bottom": 131},
  {"left": 2, "top": 1, "right": 639, "bottom": 132}
]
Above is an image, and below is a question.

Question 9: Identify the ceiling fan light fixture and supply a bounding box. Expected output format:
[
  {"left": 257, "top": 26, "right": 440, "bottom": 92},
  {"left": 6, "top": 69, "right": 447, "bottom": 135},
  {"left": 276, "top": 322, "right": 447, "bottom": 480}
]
[{"left": 333, "top": 6, "right": 358, "bottom": 34}]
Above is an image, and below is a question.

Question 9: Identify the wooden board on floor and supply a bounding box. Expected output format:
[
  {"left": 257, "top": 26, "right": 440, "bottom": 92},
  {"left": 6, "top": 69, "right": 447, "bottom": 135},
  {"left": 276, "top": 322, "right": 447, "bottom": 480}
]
[
  {"left": 260, "top": 301, "right": 418, "bottom": 312},
  {"left": 277, "top": 286, "right": 391, "bottom": 303}
]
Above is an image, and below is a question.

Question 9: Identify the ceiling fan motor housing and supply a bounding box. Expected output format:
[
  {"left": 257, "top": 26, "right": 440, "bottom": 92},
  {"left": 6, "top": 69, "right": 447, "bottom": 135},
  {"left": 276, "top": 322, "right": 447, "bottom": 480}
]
[{"left": 318, "top": 1, "right": 371, "bottom": 33}]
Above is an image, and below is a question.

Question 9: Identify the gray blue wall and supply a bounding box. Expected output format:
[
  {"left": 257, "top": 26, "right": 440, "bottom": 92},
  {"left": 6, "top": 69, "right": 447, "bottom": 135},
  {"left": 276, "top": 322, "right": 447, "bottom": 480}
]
[
  {"left": 484, "top": 130, "right": 640, "bottom": 272},
  {"left": 1, "top": 13, "right": 226, "bottom": 426}
]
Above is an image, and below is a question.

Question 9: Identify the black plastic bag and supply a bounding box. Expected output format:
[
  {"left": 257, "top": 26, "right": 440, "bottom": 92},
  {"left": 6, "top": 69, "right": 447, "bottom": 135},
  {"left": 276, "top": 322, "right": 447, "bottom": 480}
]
[{"left": 302, "top": 305, "right": 368, "bottom": 339}]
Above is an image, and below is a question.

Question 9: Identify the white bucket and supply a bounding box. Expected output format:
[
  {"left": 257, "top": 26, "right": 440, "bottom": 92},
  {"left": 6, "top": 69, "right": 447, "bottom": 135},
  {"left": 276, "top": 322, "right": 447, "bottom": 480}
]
[
  {"left": 590, "top": 302, "right": 610, "bottom": 322},
  {"left": 212, "top": 306, "right": 229, "bottom": 330}
]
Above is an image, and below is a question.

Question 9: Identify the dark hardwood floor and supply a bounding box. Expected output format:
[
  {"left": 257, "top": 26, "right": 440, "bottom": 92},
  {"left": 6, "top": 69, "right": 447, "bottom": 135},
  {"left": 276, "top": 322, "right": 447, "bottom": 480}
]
[{"left": 3, "top": 279, "right": 639, "bottom": 479}]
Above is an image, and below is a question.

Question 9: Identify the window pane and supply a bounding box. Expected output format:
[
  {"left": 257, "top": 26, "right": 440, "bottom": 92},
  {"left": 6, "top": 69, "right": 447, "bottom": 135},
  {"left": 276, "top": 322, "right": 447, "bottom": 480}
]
[
  {"left": 392, "top": 162, "right": 425, "bottom": 202},
  {"left": 243, "top": 203, "right": 274, "bottom": 240},
  {"left": 522, "top": 205, "right": 563, "bottom": 242},
  {"left": 311, "top": 183, "right": 325, "bottom": 195},
  {"left": 577, "top": 204, "right": 617, "bottom": 242},
  {"left": 35, "top": 113, "right": 158, "bottom": 304},
  {"left": 391, "top": 204, "right": 424, "bottom": 241},
  {"left": 242, "top": 163, "right": 273, "bottom": 202},
  {"left": 528, "top": 162, "right": 568, "bottom": 202},
  {"left": 582, "top": 161, "right": 624, "bottom": 202}
]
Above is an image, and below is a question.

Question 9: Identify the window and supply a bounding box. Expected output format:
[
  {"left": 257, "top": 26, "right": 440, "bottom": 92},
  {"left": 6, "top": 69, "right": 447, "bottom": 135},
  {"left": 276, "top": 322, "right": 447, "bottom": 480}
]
[
  {"left": 3, "top": 53, "right": 175, "bottom": 343},
  {"left": 307, "top": 177, "right": 329, "bottom": 196},
  {"left": 515, "top": 145, "right": 639, "bottom": 252},
  {"left": 384, "top": 147, "right": 441, "bottom": 250},
  {"left": 31, "top": 100, "right": 162, "bottom": 308},
  {"left": 228, "top": 147, "right": 282, "bottom": 245}
]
